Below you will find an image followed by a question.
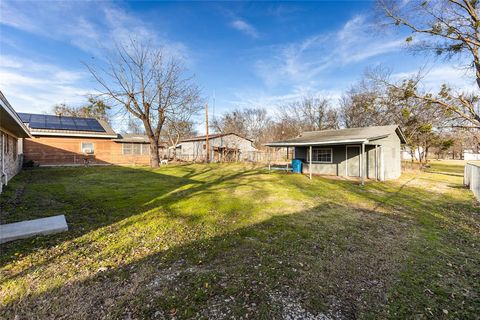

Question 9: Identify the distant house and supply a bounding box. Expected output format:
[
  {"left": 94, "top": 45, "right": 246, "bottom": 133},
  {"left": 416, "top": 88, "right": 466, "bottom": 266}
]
[
  {"left": 266, "top": 125, "right": 406, "bottom": 182},
  {"left": 177, "top": 133, "right": 257, "bottom": 162},
  {"left": 401, "top": 146, "right": 424, "bottom": 161},
  {"left": 464, "top": 149, "right": 480, "bottom": 161},
  {"left": 0, "top": 92, "right": 31, "bottom": 192},
  {"left": 20, "top": 113, "right": 166, "bottom": 166}
]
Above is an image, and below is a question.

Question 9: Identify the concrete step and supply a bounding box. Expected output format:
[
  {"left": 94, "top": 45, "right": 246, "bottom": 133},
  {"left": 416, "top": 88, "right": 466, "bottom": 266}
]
[{"left": 0, "top": 215, "right": 68, "bottom": 244}]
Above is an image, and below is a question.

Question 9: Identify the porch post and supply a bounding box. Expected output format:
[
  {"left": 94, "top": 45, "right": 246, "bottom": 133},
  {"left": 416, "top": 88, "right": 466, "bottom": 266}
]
[
  {"left": 268, "top": 149, "right": 271, "bottom": 172},
  {"left": 375, "top": 145, "right": 378, "bottom": 181},
  {"left": 361, "top": 142, "right": 365, "bottom": 185},
  {"left": 309, "top": 145, "right": 312, "bottom": 180}
]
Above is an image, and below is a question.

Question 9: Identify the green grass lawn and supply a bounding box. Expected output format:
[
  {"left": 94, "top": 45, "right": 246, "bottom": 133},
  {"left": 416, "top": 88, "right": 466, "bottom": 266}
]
[{"left": 0, "top": 163, "right": 479, "bottom": 319}]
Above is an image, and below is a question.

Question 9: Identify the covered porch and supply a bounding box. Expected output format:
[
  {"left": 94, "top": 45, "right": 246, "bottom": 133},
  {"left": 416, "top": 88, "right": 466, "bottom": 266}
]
[{"left": 266, "top": 141, "right": 385, "bottom": 184}]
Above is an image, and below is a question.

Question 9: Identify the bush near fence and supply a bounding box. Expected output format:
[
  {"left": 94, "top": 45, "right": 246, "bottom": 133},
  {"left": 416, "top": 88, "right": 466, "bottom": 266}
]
[{"left": 464, "top": 163, "right": 480, "bottom": 201}]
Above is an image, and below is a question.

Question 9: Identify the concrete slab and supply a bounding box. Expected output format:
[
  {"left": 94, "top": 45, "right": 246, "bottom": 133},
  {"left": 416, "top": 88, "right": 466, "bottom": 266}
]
[{"left": 0, "top": 215, "right": 68, "bottom": 244}]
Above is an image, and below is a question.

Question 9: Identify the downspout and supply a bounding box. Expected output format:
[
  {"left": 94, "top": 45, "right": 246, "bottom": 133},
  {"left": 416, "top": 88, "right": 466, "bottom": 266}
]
[{"left": 1, "top": 133, "right": 7, "bottom": 188}]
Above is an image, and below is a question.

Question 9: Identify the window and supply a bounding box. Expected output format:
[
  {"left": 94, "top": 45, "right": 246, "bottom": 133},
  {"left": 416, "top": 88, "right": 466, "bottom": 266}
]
[
  {"left": 122, "top": 143, "right": 150, "bottom": 155},
  {"left": 81, "top": 142, "right": 94, "bottom": 154},
  {"left": 307, "top": 148, "right": 332, "bottom": 163},
  {"left": 132, "top": 144, "right": 142, "bottom": 155},
  {"left": 123, "top": 143, "right": 132, "bottom": 155}
]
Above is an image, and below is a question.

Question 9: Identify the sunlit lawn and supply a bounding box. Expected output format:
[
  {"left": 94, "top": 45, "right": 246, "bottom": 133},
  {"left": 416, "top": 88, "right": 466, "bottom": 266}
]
[{"left": 0, "top": 162, "right": 478, "bottom": 319}]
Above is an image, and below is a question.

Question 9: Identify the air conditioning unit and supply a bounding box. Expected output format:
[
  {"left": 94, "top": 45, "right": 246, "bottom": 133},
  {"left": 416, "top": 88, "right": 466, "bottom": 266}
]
[{"left": 83, "top": 148, "right": 94, "bottom": 154}]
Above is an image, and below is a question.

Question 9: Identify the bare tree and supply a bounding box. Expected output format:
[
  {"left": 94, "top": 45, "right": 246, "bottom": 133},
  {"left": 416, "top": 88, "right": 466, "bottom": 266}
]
[
  {"left": 85, "top": 38, "right": 202, "bottom": 167},
  {"left": 52, "top": 96, "right": 112, "bottom": 123},
  {"left": 125, "top": 116, "right": 145, "bottom": 134},
  {"left": 163, "top": 118, "right": 197, "bottom": 159},
  {"left": 212, "top": 107, "right": 273, "bottom": 148},
  {"left": 340, "top": 67, "right": 451, "bottom": 163},
  {"left": 378, "top": 0, "right": 480, "bottom": 127},
  {"left": 279, "top": 96, "right": 339, "bottom": 133}
]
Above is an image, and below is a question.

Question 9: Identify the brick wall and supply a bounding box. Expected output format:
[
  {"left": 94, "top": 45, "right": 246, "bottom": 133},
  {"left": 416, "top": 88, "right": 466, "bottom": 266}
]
[
  {"left": 23, "top": 136, "right": 152, "bottom": 166},
  {"left": 1, "top": 131, "right": 22, "bottom": 193}
]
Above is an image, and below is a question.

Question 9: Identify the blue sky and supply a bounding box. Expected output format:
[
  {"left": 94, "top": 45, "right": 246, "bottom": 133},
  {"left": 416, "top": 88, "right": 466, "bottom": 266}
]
[{"left": 0, "top": 0, "right": 476, "bottom": 132}]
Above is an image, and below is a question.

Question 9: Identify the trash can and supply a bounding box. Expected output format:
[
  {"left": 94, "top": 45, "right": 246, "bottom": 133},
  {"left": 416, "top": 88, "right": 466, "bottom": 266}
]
[{"left": 292, "top": 159, "right": 303, "bottom": 173}]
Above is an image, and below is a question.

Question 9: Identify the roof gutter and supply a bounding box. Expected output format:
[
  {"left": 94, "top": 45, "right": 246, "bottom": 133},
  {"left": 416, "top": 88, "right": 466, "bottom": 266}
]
[
  {"left": 29, "top": 131, "right": 118, "bottom": 139},
  {"left": 265, "top": 138, "right": 368, "bottom": 147}
]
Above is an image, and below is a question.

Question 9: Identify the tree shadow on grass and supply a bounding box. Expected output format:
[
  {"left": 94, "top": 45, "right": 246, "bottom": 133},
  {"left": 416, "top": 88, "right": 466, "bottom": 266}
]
[
  {"left": 0, "top": 165, "right": 261, "bottom": 268},
  {"left": 1, "top": 202, "right": 413, "bottom": 320},
  {"left": 1, "top": 167, "right": 478, "bottom": 319}
]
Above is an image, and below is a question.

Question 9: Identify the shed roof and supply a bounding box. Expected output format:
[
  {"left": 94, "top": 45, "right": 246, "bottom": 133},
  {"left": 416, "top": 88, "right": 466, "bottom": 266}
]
[
  {"left": 180, "top": 132, "right": 252, "bottom": 143},
  {"left": 112, "top": 134, "right": 167, "bottom": 146},
  {"left": 266, "top": 125, "right": 406, "bottom": 147},
  {"left": 19, "top": 113, "right": 117, "bottom": 138}
]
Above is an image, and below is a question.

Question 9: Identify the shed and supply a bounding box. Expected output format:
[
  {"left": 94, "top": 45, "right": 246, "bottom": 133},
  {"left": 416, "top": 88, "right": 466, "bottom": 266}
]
[
  {"left": 265, "top": 125, "right": 407, "bottom": 183},
  {"left": 177, "top": 133, "right": 257, "bottom": 162}
]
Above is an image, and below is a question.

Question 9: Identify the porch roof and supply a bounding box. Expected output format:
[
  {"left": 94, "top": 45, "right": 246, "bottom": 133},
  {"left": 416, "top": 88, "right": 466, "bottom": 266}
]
[{"left": 265, "top": 125, "right": 406, "bottom": 147}]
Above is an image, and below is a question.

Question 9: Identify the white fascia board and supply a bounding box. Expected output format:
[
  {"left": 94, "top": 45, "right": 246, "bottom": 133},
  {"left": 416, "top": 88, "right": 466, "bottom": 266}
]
[
  {"left": 0, "top": 98, "right": 32, "bottom": 138},
  {"left": 30, "top": 131, "right": 118, "bottom": 139},
  {"left": 265, "top": 139, "right": 368, "bottom": 147}
]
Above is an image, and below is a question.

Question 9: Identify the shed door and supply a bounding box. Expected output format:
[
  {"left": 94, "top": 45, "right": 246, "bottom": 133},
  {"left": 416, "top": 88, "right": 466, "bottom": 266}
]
[{"left": 346, "top": 146, "right": 360, "bottom": 177}]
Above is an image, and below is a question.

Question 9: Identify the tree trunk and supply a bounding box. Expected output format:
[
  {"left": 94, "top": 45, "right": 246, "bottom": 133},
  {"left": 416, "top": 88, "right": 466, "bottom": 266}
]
[{"left": 148, "top": 135, "right": 160, "bottom": 168}]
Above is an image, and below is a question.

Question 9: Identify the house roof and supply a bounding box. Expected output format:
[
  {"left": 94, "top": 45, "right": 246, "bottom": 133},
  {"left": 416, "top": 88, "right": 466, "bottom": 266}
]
[
  {"left": 0, "top": 91, "right": 32, "bottom": 138},
  {"left": 180, "top": 132, "right": 253, "bottom": 143},
  {"left": 265, "top": 125, "right": 407, "bottom": 147},
  {"left": 19, "top": 113, "right": 117, "bottom": 138},
  {"left": 112, "top": 134, "right": 167, "bottom": 146}
]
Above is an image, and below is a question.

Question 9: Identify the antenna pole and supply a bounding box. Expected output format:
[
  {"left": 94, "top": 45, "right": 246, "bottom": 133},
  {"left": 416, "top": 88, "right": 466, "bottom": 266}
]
[{"left": 205, "top": 103, "right": 209, "bottom": 163}]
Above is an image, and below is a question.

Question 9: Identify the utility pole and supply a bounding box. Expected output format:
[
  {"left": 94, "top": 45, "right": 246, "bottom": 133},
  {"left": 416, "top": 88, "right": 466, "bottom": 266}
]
[{"left": 205, "top": 103, "right": 209, "bottom": 163}]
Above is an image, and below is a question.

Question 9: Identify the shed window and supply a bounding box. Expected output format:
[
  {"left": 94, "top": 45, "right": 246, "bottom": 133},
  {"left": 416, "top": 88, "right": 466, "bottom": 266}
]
[
  {"left": 308, "top": 148, "right": 332, "bottom": 163},
  {"left": 81, "top": 142, "right": 94, "bottom": 154}
]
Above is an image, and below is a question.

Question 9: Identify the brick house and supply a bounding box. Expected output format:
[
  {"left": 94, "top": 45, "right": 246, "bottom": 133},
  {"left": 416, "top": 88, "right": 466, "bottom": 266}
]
[
  {"left": 20, "top": 113, "right": 166, "bottom": 167},
  {"left": 0, "top": 92, "right": 31, "bottom": 193}
]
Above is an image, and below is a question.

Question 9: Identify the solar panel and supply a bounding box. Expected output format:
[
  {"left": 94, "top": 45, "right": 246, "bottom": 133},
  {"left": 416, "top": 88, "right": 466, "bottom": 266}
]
[
  {"left": 73, "top": 118, "right": 90, "bottom": 130},
  {"left": 18, "top": 113, "right": 31, "bottom": 122},
  {"left": 19, "top": 113, "right": 106, "bottom": 133},
  {"left": 46, "top": 115, "right": 63, "bottom": 129},
  {"left": 29, "top": 115, "right": 47, "bottom": 129},
  {"left": 59, "top": 117, "right": 78, "bottom": 130},
  {"left": 85, "top": 118, "right": 105, "bottom": 132}
]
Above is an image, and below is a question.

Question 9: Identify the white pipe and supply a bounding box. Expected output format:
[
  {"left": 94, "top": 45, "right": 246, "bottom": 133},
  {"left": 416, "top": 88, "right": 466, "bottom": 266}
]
[
  {"left": 309, "top": 145, "right": 312, "bottom": 180},
  {"left": 361, "top": 142, "right": 365, "bottom": 185}
]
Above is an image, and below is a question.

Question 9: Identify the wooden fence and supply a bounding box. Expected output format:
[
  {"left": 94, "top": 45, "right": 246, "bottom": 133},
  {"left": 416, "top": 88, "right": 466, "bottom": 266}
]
[
  {"left": 401, "top": 161, "right": 424, "bottom": 172},
  {"left": 175, "top": 150, "right": 290, "bottom": 163},
  {"left": 464, "top": 163, "right": 480, "bottom": 201}
]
